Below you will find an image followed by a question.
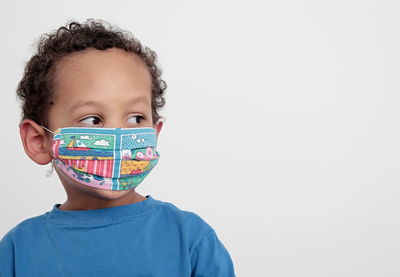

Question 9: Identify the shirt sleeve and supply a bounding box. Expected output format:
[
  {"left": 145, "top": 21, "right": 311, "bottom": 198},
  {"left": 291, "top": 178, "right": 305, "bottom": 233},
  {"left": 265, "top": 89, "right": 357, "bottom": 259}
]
[
  {"left": 191, "top": 229, "right": 236, "bottom": 277},
  {"left": 0, "top": 233, "right": 15, "bottom": 277}
]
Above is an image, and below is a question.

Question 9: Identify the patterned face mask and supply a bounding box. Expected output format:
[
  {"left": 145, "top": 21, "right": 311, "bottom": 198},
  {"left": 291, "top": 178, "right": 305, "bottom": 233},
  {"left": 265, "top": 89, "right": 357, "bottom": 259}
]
[{"left": 42, "top": 126, "right": 159, "bottom": 191}]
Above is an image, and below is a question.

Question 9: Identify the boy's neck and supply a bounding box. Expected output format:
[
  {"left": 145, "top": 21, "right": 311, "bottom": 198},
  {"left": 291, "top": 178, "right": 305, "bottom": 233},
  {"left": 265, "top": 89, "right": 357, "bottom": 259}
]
[{"left": 58, "top": 189, "right": 147, "bottom": 211}]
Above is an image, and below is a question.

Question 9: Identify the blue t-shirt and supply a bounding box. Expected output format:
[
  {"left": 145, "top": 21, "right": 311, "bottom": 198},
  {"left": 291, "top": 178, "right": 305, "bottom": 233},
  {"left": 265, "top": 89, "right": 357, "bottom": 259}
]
[{"left": 0, "top": 196, "right": 235, "bottom": 277}]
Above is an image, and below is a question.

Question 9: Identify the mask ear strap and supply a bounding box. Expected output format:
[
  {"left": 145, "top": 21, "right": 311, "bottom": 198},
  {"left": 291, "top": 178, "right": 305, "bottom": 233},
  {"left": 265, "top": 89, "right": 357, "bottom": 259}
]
[
  {"left": 41, "top": 125, "right": 55, "bottom": 135},
  {"left": 45, "top": 161, "right": 54, "bottom": 177}
]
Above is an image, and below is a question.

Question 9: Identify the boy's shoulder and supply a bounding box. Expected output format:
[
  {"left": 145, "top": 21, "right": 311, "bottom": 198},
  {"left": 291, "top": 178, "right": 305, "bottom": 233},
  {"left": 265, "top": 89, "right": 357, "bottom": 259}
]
[
  {"left": 151, "top": 197, "right": 214, "bottom": 234},
  {"left": 1, "top": 212, "right": 48, "bottom": 241},
  {"left": 0, "top": 213, "right": 49, "bottom": 255},
  {"left": 153, "top": 197, "right": 208, "bottom": 222}
]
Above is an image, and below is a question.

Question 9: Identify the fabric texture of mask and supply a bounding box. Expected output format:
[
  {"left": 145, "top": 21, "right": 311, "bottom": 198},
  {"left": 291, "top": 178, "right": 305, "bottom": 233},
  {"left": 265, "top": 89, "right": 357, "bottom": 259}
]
[{"left": 48, "top": 127, "right": 159, "bottom": 191}]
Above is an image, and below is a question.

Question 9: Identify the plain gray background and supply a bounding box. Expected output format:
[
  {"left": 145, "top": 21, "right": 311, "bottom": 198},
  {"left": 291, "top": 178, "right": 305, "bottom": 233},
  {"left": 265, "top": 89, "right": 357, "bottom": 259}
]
[{"left": 1, "top": 0, "right": 400, "bottom": 276}]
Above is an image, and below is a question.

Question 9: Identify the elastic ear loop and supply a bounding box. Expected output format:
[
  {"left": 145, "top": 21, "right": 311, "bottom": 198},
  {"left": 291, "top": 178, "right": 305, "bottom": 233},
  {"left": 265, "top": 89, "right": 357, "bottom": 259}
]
[
  {"left": 41, "top": 125, "right": 55, "bottom": 177},
  {"left": 45, "top": 162, "right": 54, "bottom": 177},
  {"left": 41, "top": 125, "right": 55, "bottom": 135}
]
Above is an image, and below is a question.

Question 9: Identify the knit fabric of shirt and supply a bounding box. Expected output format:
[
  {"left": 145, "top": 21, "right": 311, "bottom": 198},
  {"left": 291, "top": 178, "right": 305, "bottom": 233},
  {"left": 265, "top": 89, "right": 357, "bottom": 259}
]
[{"left": 0, "top": 196, "right": 235, "bottom": 277}]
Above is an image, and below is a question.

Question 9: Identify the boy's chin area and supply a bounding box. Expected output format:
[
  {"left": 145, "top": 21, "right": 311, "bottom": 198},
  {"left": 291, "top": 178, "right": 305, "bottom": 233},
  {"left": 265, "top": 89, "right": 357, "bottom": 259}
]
[
  {"left": 54, "top": 168, "right": 145, "bottom": 210},
  {"left": 69, "top": 183, "right": 136, "bottom": 200}
]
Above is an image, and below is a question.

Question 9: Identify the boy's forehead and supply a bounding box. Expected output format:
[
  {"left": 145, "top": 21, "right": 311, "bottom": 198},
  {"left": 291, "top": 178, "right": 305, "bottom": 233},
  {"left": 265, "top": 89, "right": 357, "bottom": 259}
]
[
  {"left": 52, "top": 48, "right": 152, "bottom": 99},
  {"left": 49, "top": 48, "right": 152, "bottom": 111},
  {"left": 55, "top": 48, "right": 149, "bottom": 79}
]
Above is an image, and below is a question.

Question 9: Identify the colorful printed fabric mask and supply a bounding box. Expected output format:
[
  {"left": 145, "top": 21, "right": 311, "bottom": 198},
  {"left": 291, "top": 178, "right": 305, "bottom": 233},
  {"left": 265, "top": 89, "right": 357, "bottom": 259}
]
[{"left": 43, "top": 126, "right": 159, "bottom": 191}]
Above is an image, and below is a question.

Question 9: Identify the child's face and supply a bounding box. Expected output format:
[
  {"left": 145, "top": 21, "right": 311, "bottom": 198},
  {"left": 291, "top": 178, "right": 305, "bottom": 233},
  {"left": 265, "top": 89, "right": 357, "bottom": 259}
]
[{"left": 45, "top": 48, "right": 161, "bottom": 200}]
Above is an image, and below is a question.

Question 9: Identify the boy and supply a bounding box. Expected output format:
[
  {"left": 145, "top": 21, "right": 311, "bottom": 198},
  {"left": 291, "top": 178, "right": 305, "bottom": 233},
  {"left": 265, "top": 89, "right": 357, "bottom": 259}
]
[{"left": 0, "top": 19, "right": 235, "bottom": 276}]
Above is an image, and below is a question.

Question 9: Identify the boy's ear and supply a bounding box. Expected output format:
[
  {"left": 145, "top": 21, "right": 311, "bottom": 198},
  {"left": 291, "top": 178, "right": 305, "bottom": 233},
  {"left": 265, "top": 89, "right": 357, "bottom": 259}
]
[{"left": 19, "top": 119, "right": 53, "bottom": 165}]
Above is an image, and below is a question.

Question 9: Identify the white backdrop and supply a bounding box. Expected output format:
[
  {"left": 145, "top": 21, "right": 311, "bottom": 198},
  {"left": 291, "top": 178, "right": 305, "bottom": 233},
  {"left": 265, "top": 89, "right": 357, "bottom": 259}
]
[{"left": 1, "top": 1, "right": 400, "bottom": 276}]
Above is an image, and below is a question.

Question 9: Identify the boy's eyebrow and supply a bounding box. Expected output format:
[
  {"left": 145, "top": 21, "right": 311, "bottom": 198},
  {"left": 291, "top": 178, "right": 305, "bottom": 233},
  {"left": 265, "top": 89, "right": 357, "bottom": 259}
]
[
  {"left": 68, "top": 101, "right": 102, "bottom": 113},
  {"left": 68, "top": 96, "right": 150, "bottom": 113},
  {"left": 126, "top": 96, "right": 150, "bottom": 106}
]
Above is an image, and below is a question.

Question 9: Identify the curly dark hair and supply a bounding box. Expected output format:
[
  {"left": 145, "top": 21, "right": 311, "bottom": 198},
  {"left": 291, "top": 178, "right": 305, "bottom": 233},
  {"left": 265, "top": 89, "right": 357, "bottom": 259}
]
[{"left": 16, "top": 19, "right": 166, "bottom": 127}]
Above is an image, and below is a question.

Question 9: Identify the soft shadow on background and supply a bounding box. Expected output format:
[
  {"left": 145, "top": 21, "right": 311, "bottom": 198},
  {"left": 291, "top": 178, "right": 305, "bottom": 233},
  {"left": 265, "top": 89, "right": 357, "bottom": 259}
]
[{"left": 0, "top": 1, "right": 399, "bottom": 276}]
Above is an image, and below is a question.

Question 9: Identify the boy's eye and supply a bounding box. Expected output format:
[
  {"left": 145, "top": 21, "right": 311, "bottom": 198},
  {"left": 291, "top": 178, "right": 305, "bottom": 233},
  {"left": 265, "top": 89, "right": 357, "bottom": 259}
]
[
  {"left": 127, "top": 115, "right": 145, "bottom": 124},
  {"left": 79, "top": 116, "right": 102, "bottom": 126}
]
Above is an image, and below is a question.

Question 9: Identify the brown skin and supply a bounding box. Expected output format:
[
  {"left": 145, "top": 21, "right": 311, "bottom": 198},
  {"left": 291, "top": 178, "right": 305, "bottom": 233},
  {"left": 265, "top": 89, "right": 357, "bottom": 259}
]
[{"left": 19, "top": 48, "right": 163, "bottom": 211}]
